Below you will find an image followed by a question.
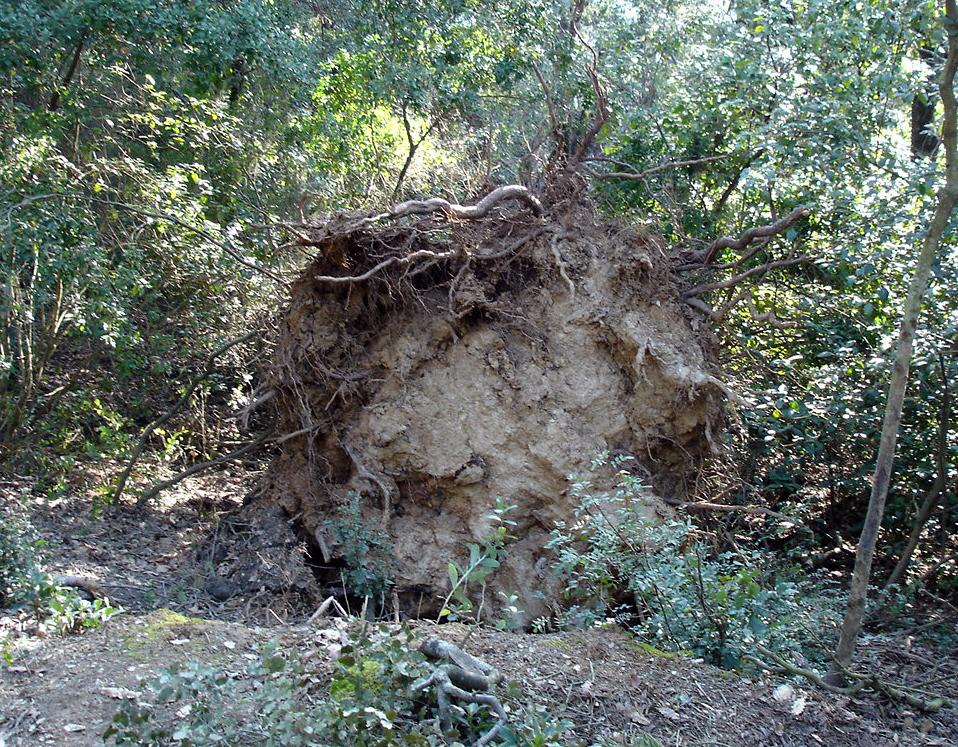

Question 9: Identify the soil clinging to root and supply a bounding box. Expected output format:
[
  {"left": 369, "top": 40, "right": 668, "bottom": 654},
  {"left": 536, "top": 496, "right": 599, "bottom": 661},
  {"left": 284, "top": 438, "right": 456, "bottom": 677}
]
[{"left": 259, "top": 185, "right": 726, "bottom": 620}]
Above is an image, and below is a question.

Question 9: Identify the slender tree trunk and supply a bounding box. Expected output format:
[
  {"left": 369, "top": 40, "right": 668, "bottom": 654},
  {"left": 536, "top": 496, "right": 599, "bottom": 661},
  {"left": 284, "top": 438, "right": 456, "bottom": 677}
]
[
  {"left": 48, "top": 30, "right": 87, "bottom": 112},
  {"left": 391, "top": 105, "right": 436, "bottom": 199},
  {"left": 913, "top": 43, "right": 943, "bottom": 158},
  {"left": 831, "top": 0, "right": 958, "bottom": 676}
]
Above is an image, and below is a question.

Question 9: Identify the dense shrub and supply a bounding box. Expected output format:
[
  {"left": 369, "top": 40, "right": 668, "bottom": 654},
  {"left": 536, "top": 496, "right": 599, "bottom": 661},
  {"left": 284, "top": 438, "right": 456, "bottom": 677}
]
[{"left": 548, "top": 455, "right": 841, "bottom": 668}]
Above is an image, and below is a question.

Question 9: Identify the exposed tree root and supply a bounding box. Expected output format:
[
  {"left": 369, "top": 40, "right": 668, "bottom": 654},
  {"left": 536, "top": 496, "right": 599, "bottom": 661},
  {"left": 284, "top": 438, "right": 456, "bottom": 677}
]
[
  {"left": 412, "top": 638, "right": 506, "bottom": 747},
  {"left": 745, "top": 644, "right": 947, "bottom": 713},
  {"left": 389, "top": 185, "right": 544, "bottom": 220}
]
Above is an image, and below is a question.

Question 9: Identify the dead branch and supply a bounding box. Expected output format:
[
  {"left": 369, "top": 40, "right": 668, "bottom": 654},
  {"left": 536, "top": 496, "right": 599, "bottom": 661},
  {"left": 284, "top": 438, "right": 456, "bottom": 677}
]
[
  {"left": 135, "top": 431, "right": 271, "bottom": 507},
  {"left": 744, "top": 296, "right": 799, "bottom": 329},
  {"left": 698, "top": 207, "right": 809, "bottom": 266},
  {"left": 55, "top": 575, "right": 107, "bottom": 600},
  {"left": 683, "top": 255, "right": 812, "bottom": 298},
  {"left": 532, "top": 64, "right": 562, "bottom": 147},
  {"left": 570, "top": 24, "right": 609, "bottom": 165},
  {"left": 113, "top": 331, "right": 259, "bottom": 503},
  {"left": 232, "top": 387, "right": 277, "bottom": 431},
  {"left": 307, "top": 595, "right": 349, "bottom": 623},
  {"left": 669, "top": 500, "right": 801, "bottom": 524},
  {"left": 747, "top": 644, "right": 947, "bottom": 712},
  {"left": 589, "top": 154, "right": 729, "bottom": 181}
]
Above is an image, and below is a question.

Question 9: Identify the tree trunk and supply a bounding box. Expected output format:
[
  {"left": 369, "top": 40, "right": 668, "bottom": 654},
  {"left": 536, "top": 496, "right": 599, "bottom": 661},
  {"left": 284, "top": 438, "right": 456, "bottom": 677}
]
[
  {"left": 48, "top": 30, "right": 87, "bottom": 112},
  {"left": 830, "top": 0, "right": 958, "bottom": 676},
  {"left": 913, "top": 43, "right": 942, "bottom": 158}
]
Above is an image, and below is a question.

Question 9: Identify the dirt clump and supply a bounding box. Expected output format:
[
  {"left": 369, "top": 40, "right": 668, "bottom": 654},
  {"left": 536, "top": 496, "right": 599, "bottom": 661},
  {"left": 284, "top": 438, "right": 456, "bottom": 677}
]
[{"left": 258, "top": 185, "right": 725, "bottom": 620}]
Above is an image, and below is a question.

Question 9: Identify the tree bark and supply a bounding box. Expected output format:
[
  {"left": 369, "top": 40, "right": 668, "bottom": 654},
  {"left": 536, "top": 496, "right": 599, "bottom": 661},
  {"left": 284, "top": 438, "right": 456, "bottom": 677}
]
[
  {"left": 831, "top": 0, "right": 958, "bottom": 676},
  {"left": 48, "top": 30, "right": 87, "bottom": 112}
]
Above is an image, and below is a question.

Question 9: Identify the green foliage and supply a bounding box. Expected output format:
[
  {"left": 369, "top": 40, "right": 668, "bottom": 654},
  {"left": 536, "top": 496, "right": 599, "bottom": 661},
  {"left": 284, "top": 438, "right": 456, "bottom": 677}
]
[
  {"left": 548, "top": 455, "right": 840, "bottom": 667},
  {"left": 105, "top": 625, "right": 575, "bottom": 746},
  {"left": 0, "top": 504, "right": 120, "bottom": 635},
  {"left": 325, "top": 492, "right": 398, "bottom": 599},
  {"left": 439, "top": 497, "right": 516, "bottom": 624},
  {"left": 0, "top": 505, "right": 38, "bottom": 608}
]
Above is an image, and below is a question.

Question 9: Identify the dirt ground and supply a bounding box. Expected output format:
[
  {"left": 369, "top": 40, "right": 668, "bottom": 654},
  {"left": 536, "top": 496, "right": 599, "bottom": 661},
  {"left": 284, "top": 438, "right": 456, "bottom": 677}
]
[{"left": 1, "top": 474, "right": 956, "bottom": 746}]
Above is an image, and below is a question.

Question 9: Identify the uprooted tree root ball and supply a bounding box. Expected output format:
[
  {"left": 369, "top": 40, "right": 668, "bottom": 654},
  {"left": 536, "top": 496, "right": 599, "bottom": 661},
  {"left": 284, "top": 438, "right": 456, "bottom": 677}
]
[{"left": 252, "top": 183, "right": 727, "bottom": 621}]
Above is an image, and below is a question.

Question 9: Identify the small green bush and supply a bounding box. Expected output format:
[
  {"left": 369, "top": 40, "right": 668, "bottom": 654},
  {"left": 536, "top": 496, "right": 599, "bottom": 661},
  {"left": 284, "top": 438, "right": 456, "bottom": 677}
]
[
  {"left": 0, "top": 505, "right": 37, "bottom": 608},
  {"left": 0, "top": 504, "right": 120, "bottom": 637},
  {"left": 325, "top": 492, "right": 398, "bottom": 600},
  {"left": 548, "top": 453, "right": 840, "bottom": 668},
  {"left": 106, "top": 625, "right": 579, "bottom": 746},
  {"left": 439, "top": 497, "right": 517, "bottom": 624}
]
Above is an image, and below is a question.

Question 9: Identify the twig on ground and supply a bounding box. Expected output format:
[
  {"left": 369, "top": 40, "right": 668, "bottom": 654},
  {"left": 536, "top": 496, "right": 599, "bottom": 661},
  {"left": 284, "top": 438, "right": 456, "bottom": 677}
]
[
  {"left": 669, "top": 500, "right": 801, "bottom": 524},
  {"left": 307, "top": 595, "right": 349, "bottom": 623},
  {"left": 55, "top": 575, "right": 108, "bottom": 599},
  {"left": 746, "top": 644, "right": 947, "bottom": 712}
]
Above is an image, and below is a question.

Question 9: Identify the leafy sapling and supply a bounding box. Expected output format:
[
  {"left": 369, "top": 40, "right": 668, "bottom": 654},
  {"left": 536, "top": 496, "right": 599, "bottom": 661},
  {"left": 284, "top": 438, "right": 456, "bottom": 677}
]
[{"left": 438, "top": 497, "right": 517, "bottom": 624}]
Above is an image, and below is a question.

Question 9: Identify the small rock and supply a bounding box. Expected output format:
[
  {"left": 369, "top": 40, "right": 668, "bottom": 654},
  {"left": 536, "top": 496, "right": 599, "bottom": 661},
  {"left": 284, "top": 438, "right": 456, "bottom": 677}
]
[
  {"left": 656, "top": 706, "right": 681, "bottom": 721},
  {"left": 206, "top": 577, "right": 239, "bottom": 601},
  {"left": 102, "top": 686, "right": 139, "bottom": 700},
  {"left": 773, "top": 684, "right": 794, "bottom": 703}
]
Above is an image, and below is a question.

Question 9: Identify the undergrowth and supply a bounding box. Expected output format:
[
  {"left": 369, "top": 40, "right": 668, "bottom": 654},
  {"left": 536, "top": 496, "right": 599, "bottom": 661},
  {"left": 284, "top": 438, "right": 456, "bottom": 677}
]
[
  {"left": 0, "top": 503, "right": 120, "bottom": 649},
  {"left": 547, "top": 453, "right": 842, "bottom": 669},
  {"left": 105, "top": 625, "right": 592, "bottom": 746},
  {"left": 325, "top": 491, "right": 398, "bottom": 600}
]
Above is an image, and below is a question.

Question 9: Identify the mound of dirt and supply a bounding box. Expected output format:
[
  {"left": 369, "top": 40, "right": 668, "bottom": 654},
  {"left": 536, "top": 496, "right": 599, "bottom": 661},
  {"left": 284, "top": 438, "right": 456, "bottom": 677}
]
[{"left": 258, "top": 186, "right": 726, "bottom": 620}]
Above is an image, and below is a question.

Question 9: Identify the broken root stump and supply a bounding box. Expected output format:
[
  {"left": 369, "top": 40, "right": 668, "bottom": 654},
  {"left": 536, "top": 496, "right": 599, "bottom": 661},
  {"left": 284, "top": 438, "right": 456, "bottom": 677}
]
[{"left": 413, "top": 638, "right": 506, "bottom": 746}]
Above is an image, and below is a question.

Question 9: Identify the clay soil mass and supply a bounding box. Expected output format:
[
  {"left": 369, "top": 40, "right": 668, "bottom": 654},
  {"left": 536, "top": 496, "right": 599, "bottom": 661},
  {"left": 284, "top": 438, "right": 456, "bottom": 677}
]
[{"left": 258, "top": 186, "right": 725, "bottom": 620}]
